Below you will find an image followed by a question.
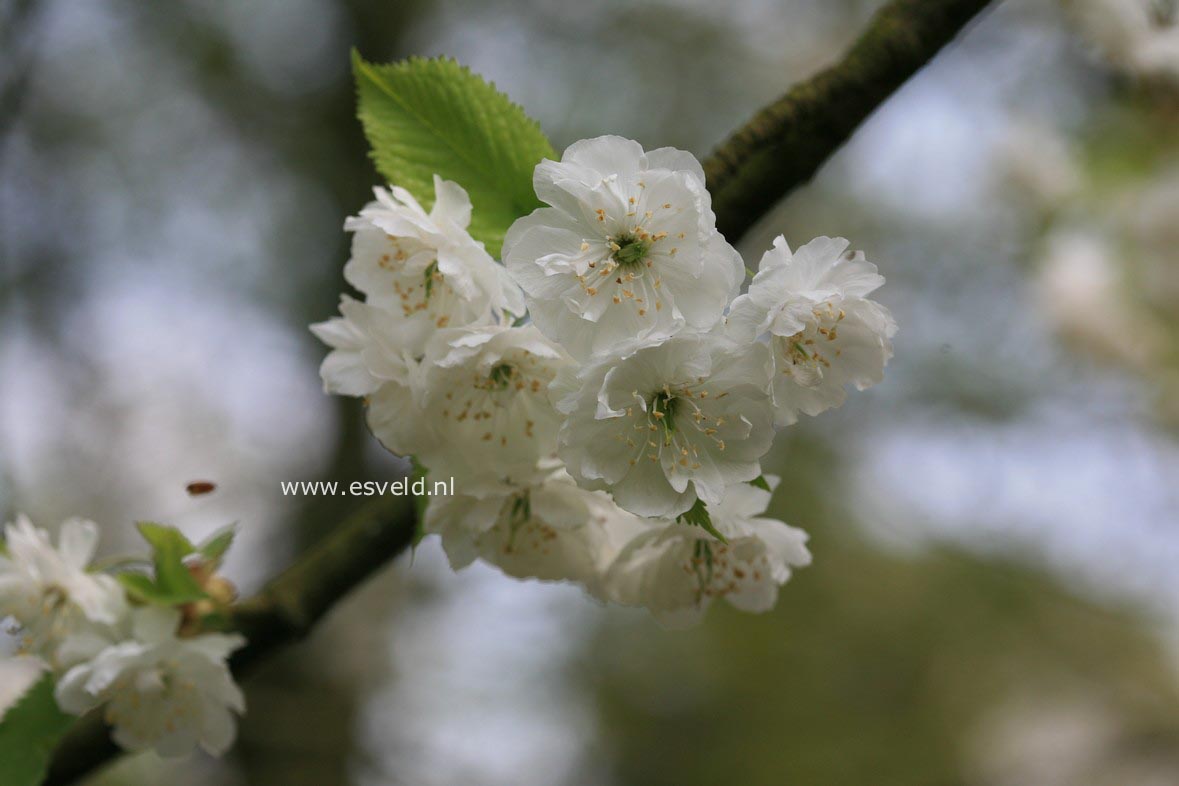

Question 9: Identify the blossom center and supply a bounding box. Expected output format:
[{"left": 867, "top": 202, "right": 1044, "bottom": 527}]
[
  {"left": 42, "top": 584, "right": 67, "bottom": 610},
  {"left": 780, "top": 301, "right": 845, "bottom": 377},
  {"left": 485, "top": 362, "right": 516, "bottom": 391},
  {"left": 612, "top": 233, "right": 650, "bottom": 269},
  {"left": 649, "top": 390, "right": 679, "bottom": 441},
  {"left": 621, "top": 384, "right": 727, "bottom": 471}
]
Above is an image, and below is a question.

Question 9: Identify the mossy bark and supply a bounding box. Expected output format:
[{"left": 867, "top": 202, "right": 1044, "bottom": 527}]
[{"left": 704, "top": 0, "right": 996, "bottom": 241}]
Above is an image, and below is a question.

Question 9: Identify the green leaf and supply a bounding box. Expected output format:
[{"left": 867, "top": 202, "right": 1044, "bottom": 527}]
[
  {"left": 116, "top": 571, "right": 160, "bottom": 601},
  {"left": 677, "top": 499, "right": 728, "bottom": 543},
  {"left": 353, "top": 52, "right": 556, "bottom": 255},
  {"left": 135, "top": 521, "right": 195, "bottom": 555},
  {"left": 197, "top": 525, "right": 237, "bottom": 565},
  {"left": 116, "top": 571, "right": 202, "bottom": 606},
  {"left": 134, "top": 522, "right": 206, "bottom": 604},
  {"left": 0, "top": 673, "right": 75, "bottom": 786},
  {"left": 748, "top": 475, "right": 771, "bottom": 492}
]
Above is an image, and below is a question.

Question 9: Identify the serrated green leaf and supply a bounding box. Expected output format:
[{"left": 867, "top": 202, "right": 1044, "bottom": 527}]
[
  {"left": 353, "top": 52, "right": 555, "bottom": 255},
  {"left": 748, "top": 475, "right": 771, "bottom": 492},
  {"left": 677, "top": 499, "right": 728, "bottom": 543},
  {"left": 0, "top": 673, "right": 75, "bottom": 786},
  {"left": 197, "top": 525, "right": 237, "bottom": 565}
]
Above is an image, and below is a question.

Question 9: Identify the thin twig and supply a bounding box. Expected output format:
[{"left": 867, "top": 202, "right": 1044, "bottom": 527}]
[{"left": 703, "top": 0, "right": 997, "bottom": 241}]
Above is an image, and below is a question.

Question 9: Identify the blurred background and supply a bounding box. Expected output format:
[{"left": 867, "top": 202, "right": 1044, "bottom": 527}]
[{"left": 2, "top": 0, "right": 1179, "bottom": 783}]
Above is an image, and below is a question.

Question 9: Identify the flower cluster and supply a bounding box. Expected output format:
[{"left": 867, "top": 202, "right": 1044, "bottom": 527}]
[
  {"left": 1, "top": 515, "right": 245, "bottom": 757},
  {"left": 315, "top": 135, "right": 897, "bottom": 625}
]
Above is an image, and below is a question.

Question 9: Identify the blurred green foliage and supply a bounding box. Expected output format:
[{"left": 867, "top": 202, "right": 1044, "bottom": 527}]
[{"left": 584, "top": 439, "right": 1179, "bottom": 785}]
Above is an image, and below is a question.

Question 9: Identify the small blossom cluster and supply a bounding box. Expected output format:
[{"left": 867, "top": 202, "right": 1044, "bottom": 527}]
[
  {"left": 0, "top": 515, "right": 245, "bottom": 757},
  {"left": 315, "top": 135, "right": 896, "bottom": 626}
]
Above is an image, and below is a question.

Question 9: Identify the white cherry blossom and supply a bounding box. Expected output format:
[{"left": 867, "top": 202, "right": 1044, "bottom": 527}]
[
  {"left": 310, "top": 295, "right": 422, "bottom": 396},
  {"left": 343, "top": 175, "right": 525, "bottom": 355},
  {"left": 424, "top": 469, "right": 645, "bottom": 584},
  {"left": 727, "top": 236, "right": 896, "bottom": 426},
  {"left": 503, "top": 135, "right": 743, "bottom": 359},
  {"left": 367, "top": 324, "right": 572, "bottom": 495},
  {"left": 600, "top": 478, "right": 811, "bottom": 628},
  {"left": 55, "top": 606, "right": 245, "bottom": 758},
  {"left": 0, "top": 515, "right": 127, "bottom": 663},
  {"left": 554, "top": 333, "right": 775, "bottom": 518}
]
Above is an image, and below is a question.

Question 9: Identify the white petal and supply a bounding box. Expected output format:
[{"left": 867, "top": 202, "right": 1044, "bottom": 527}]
[
  {"left": 645, "top": 146, "right": 706, "bottom": 184},
  {"left": 57, "top": 519, "right": 99, "bottom": 569},
  {"left": 560, "top": 135, "right": 647, "bottom": 179},
  {"left": 131, "top": 606, "right": 181, "bottom": 644},
  {"left": 430, "top": 175, "right": 472, "bottom": 229},
  {"left": 54, "top": 664, "right": 100, "bottom": 715},
  {"left": 199, "top": 696, "right": 239, "bottom": 756}
]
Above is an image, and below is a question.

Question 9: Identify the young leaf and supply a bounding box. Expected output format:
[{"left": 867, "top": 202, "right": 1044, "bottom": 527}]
[
  {"left": 0, "top": 673, "right": 75, "bottom": 786},
  {"left": 353, "top": 52, "right": 556, "bottom": 255},
  {"left": 116, "top": 571, "right": 160, "bottom": 601},
  {"left": 134, "top": 522, "right": 206, "bottom": 604},
  {"left": 197, "top": 525, "right": 237, "bottom": 565},
  {"left": 135, "top": 521, "right": 195, "bottom": 555},
  {"left": 677, "top": 499, "right": 728, "bottom": 543},
  {"left": 116, "top": 571, "right": 202, "bottom": 606}
]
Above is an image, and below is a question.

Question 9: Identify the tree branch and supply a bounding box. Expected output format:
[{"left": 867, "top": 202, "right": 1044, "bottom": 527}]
[
  {"left": 45, "top": 1, "right": 998, "bottom": 782},
  {"left": 704, "top": 0, "right": 996, "bottom": 241},
  {"left": 44, "top": 495, "right": 415, "bottom": 786}
]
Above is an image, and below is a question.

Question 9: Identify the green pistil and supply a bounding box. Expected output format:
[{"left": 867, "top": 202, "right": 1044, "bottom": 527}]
[
  {"left": 423, "top": 260, "right": 439, "bottom": 299},
  {"left": 505, "top": 491, "right": 532, "bottom": 550},
  {"left": 509, "top": 491, "right": 531, "bottom": 527},
  {"left": 650, "top": 391, "right": 678, "bottom": 445},
  {"left": 488, "top": 362, "right": 515, "bottom": 390},
  {"left": 613, "top": 233, "right": 650, "bottom": 268}
]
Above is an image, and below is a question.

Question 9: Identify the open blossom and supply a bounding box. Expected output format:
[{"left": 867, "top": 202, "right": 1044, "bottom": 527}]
[
  {"left": 726, "top": 236, "right": 896, "bottom": 426},
  {"left": 554, "top": 333, "right": 775, "bottom": 518},
  {"left": 0, "top": 515, "right": 126, "bottom": 663},
  {"left": 310, "top": 295, "right": 422, "bottom": 396},
  {"left": 368, "top": 324, "right": 572, "bottom": 495},
  {"left": 343, "top": 175, "right": 525, "bottom": 355},
  {"left": 56, "top": 606, "right": 245, "bottom": 758},
  {"left": 503, "top": 135, "right": 743, "bottom": 359},
  {"left": 600, "top": 478, "right": 811, "bottom": 628},
  {"left": 424, "top": 468, "right": 645, "bottom": 584}
]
